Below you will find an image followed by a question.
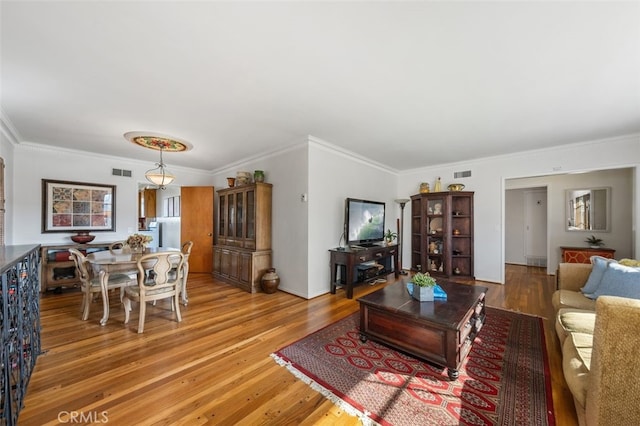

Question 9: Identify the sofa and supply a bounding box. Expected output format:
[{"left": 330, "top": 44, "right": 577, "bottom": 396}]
[{"left": 552, "top": 261, "right": 640, "bottom": 425}]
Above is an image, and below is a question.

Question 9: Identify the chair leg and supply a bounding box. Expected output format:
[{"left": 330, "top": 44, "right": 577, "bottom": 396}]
[
  {"left": 181, "top": 264, "right": 189, "bottom": 306},
  {"left": 81, "top": 292, "right": 91, "bottom": 321},
  {"left": 123, "top": 296, "right": 132, "bottom": 324},
  {"left": 174, "top": 293, "right": 182, "bottom": 323},
  {"left": 137, "top": 299, "right": 146, "bottom": 333}
]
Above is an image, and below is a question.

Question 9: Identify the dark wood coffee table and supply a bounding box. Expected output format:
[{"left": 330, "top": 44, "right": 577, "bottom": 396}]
[{"left": 357, "top": 279, "right": 488, "bottom": 380}]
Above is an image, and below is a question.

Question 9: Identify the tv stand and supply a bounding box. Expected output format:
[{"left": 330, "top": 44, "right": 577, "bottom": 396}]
[{"left": 329, "top": 244, "right": 399, "bottom": 299}]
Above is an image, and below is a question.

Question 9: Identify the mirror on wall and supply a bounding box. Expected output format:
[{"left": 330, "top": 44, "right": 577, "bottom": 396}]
[{"left": 566, "top": 187, "right": 610, "bottom": 232}]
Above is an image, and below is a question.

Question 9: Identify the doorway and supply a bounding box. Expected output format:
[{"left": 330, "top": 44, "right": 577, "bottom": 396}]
[{"left": 505, "top": 187, "right": 548, "bottom": 267}]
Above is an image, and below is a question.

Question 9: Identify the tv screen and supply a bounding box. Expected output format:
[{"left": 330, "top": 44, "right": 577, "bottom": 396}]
[{"left": 345, "top": 198, "right": 386, "bottom": 246}]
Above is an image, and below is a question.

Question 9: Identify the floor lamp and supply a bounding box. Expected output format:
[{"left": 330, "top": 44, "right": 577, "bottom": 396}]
[{"left": 395, "top": 198, "right": 410, "bottom": 275}]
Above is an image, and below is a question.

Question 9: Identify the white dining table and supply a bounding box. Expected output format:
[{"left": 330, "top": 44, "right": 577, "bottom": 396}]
[{"left": 86, "top": 247, "right": 180, "bottom": 326}]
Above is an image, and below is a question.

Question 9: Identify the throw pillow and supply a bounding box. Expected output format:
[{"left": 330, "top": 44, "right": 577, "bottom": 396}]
[
  {"left": 581, "top": 256, "right": 616, "bottom": 296},
  {"left": 619, "top": 258, "right": 640, "bottom": 267},
  {"left": 591, "top": 262, "right": 640, "bottom": 300}
]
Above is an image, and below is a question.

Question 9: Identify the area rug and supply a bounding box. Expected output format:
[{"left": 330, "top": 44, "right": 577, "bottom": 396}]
[{"left": 271, "top": 308, "right": 555, "bottom": 426}]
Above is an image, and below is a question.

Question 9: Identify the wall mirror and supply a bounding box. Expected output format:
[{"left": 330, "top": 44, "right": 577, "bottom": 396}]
[{"left": 566, "top": 187, "right": 610, "bottom": 232}]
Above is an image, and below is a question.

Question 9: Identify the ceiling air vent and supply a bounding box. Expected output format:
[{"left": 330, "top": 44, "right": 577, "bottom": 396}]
[
  {"left": 112, "top": 168, "right": 132, "bottom": 177},
  {"left": 454, "top": 170, "right": 472, "bottom": 179}
]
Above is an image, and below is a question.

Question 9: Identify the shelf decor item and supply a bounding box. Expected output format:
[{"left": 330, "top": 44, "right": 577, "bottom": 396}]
[
  {"left": 254, "top": 170, "right": 265, "bottom": 183},
  {"left": 227, "top": 177, "right": 236, "bottom": 187},
  {"left": 448, "top": 183, "right": 465, "bottom": 192},
  {"left": 434, "top": 177, "right": 442, "bottom": 192},
  {"left": 420, "top": 182, "right": 430, "bottom": 193},
  {"left": 42, "top": 179, "right": 116, "bottom": 233}
]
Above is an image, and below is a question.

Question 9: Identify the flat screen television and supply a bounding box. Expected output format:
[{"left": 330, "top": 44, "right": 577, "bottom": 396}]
[{"left": 345, "top": 198, "right": 386, "bottom": 247}]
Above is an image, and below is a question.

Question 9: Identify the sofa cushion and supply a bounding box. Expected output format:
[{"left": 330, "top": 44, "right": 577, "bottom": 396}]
[
  {"left": 581, "top": 255, "right": 615, "bottom": 295},
  {"left": 562, "top": 332, "right": 593, "bottom": 410},
  {"left": 590, "top": 262, "right": 640, "bottom": 300},
  {"left": 552, "top": 289, "right": 597, "bottom": 311},
  {"left": 555, "top": 308, "right": 596, "bottom": 343}
]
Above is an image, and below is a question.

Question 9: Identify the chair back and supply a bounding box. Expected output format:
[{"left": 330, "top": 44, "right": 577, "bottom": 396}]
[
  {"left": 181, "top": 241, "right": 194, "bottom": 257},
  {"left": 68, "top": 248, "right": 93, "bottom": 284},
  {"left": 136, "top": 252, "right": 184, "bottom": 295},
  {"left": 109, "top": 241, "right": 125, "bottom": 252}
]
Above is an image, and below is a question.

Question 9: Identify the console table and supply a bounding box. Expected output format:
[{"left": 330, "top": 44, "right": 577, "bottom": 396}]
[
  {"left": 561, "top": 246, "right": 616, "bottom": 264},
  {"left": 329, "top": 244, "right": 398, "bottom": 299}
]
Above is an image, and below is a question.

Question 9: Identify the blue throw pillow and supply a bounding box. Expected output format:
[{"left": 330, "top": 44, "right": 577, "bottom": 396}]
[
  {"left": 591, "top": 262, "right": 640, "bottom": 300},
  {"left": 581, "top": 256, "right": 615, "bottom": 295}
]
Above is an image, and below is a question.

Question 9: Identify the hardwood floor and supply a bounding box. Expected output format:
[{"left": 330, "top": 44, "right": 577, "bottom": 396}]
[{"left": 20, "top": 265, "right": 578, "bottom": 425}]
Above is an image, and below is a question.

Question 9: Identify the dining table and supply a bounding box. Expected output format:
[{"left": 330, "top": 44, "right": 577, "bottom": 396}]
[{"left": 86, "top": 247, "right": 180, "bottom": 326}]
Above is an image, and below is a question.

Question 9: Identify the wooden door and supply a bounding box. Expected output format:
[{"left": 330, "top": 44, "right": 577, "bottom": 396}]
[{"left": 180, "top": 186, "right": 214, "bottom": 273}]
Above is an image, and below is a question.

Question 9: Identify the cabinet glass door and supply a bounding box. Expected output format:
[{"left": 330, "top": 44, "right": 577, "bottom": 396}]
[
  {"left": 236, "top": 191, "right": 244, "bottom": 238},
  {"left": 228, "top": 193, "right": 235, "bottom": 237},
  {"left": 246, "top": 189, "right": 255, "bottom": 239},
  {"left": 219, "top": 194, "right": 226, "bottom": 236}
]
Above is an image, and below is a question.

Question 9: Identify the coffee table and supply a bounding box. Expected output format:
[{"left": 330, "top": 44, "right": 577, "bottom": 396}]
[{"left": 357, "top": 279, "right": 488, "bottom": 380}]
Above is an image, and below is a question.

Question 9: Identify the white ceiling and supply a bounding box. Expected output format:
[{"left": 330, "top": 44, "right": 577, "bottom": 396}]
[{"left": 2, "top": 1, "right": 639, "bottom": 172}]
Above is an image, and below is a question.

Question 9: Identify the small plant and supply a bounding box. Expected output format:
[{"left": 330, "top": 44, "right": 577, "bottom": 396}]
[
  {"left": 585, "top": 235, "right": 604, "bottom": 247},
  {"left": 412, "top": 272, "right": 436, "bottom": 287},
  {"left": 384, "top": 229, "right": 397, "bottom": 242}
]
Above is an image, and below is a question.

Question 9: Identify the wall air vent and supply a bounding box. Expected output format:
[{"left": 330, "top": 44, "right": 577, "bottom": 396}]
[
  {"left": 112, "top": 168, "right": 132, "bottom": 177},
  {"left": 454, "top": 170, "right": 472, "bottom": 179}
]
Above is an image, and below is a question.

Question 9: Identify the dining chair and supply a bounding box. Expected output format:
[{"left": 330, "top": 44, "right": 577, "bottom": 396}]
[
  {"left": 123, "top": 251, "right": 185, "bottom": 333},
  {"left": 68, "top": 248, "right": 135, "bottom": 321}
]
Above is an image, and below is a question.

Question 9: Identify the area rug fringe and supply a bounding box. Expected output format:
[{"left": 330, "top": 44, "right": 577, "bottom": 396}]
[{"left": 270, "top": 353, "right": 379, "bottom": 426}]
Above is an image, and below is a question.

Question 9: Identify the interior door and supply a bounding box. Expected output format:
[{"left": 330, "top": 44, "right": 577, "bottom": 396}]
[{"left": 180, "top": 186, "right": 214, "bottom": 273}]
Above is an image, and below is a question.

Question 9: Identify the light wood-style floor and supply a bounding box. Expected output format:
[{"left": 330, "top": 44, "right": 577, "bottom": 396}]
[{"left": 20, "top": 265, "right": 577, "bottom": 425}]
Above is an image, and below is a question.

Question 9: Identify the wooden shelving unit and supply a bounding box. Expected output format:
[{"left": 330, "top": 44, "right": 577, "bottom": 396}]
[
  {"left": 213, "top": 182, "right": 272, "bottom": 293},
  {"left": 410, "top": 191, "right": 474, "bottom": 279}
]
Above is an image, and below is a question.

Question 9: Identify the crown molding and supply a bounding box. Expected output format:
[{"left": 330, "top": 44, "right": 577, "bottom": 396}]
[
  {"left": 16, "top": 142, "right": 211, "bottom": 175},
  {"left": 0, "top": 109, "right": 22, "bottom": 146},
  {"left": 307, "top": 135, "right": 399, "bottom": 175}
]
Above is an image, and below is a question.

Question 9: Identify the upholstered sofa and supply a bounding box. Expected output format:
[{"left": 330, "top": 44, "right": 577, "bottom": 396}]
[{"left": 552, "top": 262, "right": 640, "bottom": 425}]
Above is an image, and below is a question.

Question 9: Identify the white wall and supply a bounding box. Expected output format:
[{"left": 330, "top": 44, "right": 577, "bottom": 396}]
[
  {"left": 505, "top": 189, "right": 527, "bottom": 264},
  {"left": 307, "top": 139, "right": 398, "bottom": 298},
  {"left": 506, "top": 168, "right": 634, "bottom": 272},
  {"left": 11, "top": 144, "right": 212, "bottom": 246},
  {"left": 212, "top": 142, "right": 310, "bottom": 298},
  {"left": 398, "top": 134, "right": 640, "bottom": 283},
  {"left": 0, "top": 129, "right": 15, "bottom": 244}
]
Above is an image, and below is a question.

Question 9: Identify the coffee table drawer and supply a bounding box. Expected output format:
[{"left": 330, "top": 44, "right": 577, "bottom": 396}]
[{"left": 360, "top": 306, "right": 448, "bottom": 365}]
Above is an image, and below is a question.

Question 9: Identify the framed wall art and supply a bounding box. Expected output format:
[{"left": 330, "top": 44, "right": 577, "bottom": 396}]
[{"left": 42, "top": 179, "right": 116, "bottom": 233}]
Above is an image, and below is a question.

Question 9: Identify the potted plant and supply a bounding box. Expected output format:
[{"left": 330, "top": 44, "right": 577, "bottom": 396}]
[
  {"left": 585, "top": 235, "right": 604, "bottom": 248},
  {"left": 384, "top": 229, "right": 397, "bottom": 244},
  {"left": 411, "top": 272, "right": 437, "bottom": 301}
]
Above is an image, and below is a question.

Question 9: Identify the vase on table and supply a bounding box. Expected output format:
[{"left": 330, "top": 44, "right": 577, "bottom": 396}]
[{"left": 412, "top": 285, "right": 434, "bottom": 302}]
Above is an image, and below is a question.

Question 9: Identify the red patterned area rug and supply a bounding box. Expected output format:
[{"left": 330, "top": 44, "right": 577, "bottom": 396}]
[{"left": 271, "top": 308, "right": 555, "bottom": 426}]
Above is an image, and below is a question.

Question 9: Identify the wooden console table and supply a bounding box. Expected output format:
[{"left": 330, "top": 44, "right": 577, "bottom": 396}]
[
  {"left": 561, "top": 246, "right": 616, "bottom": 264},
  {"left": 329, "top": 244, "right": 399, "bottom": 299}
]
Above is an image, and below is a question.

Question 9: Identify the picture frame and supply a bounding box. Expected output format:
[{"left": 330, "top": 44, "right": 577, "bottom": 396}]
[{"left": 42, "top": 179, "right": 116, "bottom": 233}]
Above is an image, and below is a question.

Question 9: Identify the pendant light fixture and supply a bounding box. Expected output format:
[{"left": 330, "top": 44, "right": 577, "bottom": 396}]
[
  {"left": 124, "top": 132, "right": 190, "bottom": 190},
  {"left": 145, "top": 143, "right": 175, "bottom": 188}
]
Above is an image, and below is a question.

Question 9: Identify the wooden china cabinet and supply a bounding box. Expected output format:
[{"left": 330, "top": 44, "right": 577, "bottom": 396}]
[
  {"left": 213, "top": 182, "right": 272, "bottom": 293},
  {"left": 410, "top": 191, "right": 475, "bottom": 279}
]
